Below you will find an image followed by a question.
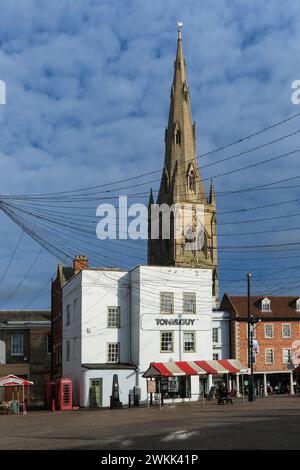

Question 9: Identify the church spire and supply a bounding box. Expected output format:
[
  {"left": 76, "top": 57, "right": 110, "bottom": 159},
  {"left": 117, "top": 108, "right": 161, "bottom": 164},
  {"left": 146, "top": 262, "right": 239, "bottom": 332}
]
[
  {"left": 157, "top": 24, "right": 207, "bottom": 205},
  {"left": 148, "top": 24, "right": 219, "bottom": 304}
]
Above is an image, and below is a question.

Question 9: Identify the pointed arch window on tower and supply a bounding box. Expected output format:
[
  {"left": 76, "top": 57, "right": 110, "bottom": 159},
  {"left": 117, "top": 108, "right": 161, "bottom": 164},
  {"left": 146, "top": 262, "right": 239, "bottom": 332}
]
[
  {"left": 187, "top": 170, "right": 196, "bottom": 193},
  {"left": 176, "top": 129, "right": 181, "bottom": 145},
  {"left": 202, "top": 231, "right": 208, "bottom": 258},
  {"left": 164, "top": 175, "right": 168, "bottom": 194},
  {"left": 163, "top": 168, "right": 169, "bottom": 194}
]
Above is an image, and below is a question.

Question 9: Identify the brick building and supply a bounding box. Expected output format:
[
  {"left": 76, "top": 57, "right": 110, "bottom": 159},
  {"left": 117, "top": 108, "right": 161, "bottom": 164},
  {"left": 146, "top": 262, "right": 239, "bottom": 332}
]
[
  {"left": 0, "top": 310, "right": 51, "bottom": 407},
  {"left": 51, "top": 256, "right": 87, "bottom": 378},
  {"left": 220, "top": 295, "right": 300, "bottom": 395}
]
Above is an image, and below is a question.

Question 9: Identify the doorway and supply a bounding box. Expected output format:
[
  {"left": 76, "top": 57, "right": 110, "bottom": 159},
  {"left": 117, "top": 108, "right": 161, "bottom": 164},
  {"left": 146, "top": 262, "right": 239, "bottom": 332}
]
[{"left": 89, "top": 378, "right": 102, "bottom": 407}]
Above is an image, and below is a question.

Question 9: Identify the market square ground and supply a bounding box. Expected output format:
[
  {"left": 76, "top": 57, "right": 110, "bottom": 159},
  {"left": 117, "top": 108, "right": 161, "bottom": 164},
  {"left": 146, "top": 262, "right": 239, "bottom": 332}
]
[{"left": 0, "top": 396, "right": 299, "bottom": 450}]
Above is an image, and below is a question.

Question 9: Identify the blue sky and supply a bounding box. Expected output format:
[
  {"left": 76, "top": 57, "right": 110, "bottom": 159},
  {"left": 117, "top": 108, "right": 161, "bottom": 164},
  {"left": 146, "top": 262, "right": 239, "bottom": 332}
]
[{"left": 0, "top": 0, "right": 300, "bottom": 308}]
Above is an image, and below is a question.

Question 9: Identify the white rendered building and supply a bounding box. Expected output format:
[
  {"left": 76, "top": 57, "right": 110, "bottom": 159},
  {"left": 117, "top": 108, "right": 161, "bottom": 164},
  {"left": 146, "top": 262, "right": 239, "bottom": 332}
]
[{"left": 62, "top": 265, "right": 220, "bottom": 407}]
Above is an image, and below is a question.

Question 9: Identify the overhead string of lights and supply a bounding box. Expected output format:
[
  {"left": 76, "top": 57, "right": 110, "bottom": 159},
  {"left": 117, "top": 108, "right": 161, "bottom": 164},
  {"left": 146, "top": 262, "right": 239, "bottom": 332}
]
[{"left": 1, "top": 110, "right": 300, "bottom": 306}]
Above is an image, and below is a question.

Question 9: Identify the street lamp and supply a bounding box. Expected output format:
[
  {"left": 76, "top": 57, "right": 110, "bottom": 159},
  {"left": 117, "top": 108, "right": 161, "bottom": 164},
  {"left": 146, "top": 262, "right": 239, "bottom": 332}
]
[
  {"left": 249, "top": 314, "right": 260, "bottom": 401},
  {"left": 247, "top": 273, "right": 260, "bottom": 402}
]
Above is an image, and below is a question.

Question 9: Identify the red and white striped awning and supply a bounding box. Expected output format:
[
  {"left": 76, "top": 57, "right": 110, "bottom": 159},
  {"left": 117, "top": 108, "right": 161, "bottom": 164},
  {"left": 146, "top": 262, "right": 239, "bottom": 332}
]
[
  {"left": 0, "top": 374, "right": 33, "bottom": 387},
  {"left": 143, "top": 360, "right": 248, "bottom": 377}
]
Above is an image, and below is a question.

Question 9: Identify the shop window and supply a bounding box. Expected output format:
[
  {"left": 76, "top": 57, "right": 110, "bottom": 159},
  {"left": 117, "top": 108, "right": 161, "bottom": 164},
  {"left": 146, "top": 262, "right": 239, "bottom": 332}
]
[
  {"left": 160, "top": 292, "right": 174, "bottom": 314},
  {"left": 158, "top": 376, "right": 191, "bottom": 399},
  {"left": 183, "top": 292, "right": 196, "bottom": 314},
  {"left": 265, "top": 348, "right": 274, "bottom": 364},
  {"left": 183, "top": 332, "right": 195, "bottom": 352},
  {"left": 264, "top": 324, "right": 274, "bottom": 338},
  {"left": 282, "top": 323, "right": 291, "bottom": 338},
  {"left": 283, "top": 348, "right": 291, "bottom": 364},
  {"left": 11, "top": 334, "right": 23, "bottom": 356},
  {"left": 107, "top": 306, "right": 121, "bottom": 328},
  {"left": 160, "top": 332, "right": 173, "bottom": 352},
  {"left": 107, "top": 343, "right": 120, "bottom": 363}
]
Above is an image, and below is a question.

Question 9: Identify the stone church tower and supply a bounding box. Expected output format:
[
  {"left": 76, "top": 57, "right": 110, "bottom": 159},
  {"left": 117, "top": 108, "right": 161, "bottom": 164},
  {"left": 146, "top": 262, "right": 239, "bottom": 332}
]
[{"left": 147, "top": 27, "right": 219, "bottom": 303}]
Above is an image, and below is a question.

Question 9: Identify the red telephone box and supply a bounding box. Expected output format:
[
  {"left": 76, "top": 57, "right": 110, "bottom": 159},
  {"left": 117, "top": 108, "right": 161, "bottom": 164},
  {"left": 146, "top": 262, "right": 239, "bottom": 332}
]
[{"left": 57, "top": 378, "right": 72, "bottom": 410}]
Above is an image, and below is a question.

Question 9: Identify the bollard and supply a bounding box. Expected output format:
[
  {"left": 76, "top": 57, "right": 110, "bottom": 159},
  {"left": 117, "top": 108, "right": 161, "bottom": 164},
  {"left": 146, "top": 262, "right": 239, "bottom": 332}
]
[
  {"left": 128, "top": 394, "right": 131, "bottom": 408},
  {"left": 23, "top": 400, "right": 27, "bottom": 415}
]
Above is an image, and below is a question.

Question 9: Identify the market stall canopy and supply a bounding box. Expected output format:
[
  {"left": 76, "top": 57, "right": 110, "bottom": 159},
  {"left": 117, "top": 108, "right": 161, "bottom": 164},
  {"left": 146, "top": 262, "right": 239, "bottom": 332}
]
[
  {"left": 0, "top": 374, "right": 33, "bottom": 387},
  {"left": 143, "top": 360, "right": 248, "bottom": 378},
  {"left": 195, "top": 359, "right": 248, "bottom": 375}
]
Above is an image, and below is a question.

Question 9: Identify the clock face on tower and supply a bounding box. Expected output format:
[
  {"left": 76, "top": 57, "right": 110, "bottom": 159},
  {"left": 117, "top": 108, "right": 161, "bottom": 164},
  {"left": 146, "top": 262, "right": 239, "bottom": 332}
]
[
  {"left": 184, "top": 225, "right": 196, "bottom": 243},
  {"left": 183, "top": 223, "right": 204, "bottom": 252}
]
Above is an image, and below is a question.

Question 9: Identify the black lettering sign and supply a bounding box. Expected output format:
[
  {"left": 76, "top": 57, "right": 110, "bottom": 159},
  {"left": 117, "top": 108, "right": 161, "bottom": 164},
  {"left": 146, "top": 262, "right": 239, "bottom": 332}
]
[{"left": 155, "top": 318, "right": 195, "bottom": 326}]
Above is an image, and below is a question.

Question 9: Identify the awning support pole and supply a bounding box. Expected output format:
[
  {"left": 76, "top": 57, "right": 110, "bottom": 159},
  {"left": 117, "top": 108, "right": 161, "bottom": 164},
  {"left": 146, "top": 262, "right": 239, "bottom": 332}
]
[
  {"left": 236, "top": 373, "right": 240, "bottom": 398},
  {"left": 147, "top": 380, "right": 149, "bottom": 409},
  {"left": 242, "top": 373, "right": 245, "bottom": 404},
  {"left": 158, "top": 379, "right": 161, "bottom": 410}
]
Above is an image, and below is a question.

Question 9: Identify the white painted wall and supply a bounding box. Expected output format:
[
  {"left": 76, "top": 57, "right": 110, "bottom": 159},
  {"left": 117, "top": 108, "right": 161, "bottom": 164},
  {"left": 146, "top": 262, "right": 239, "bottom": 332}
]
[
  {"left": 80, "top": 270, "right": 130, "bottom": 365},
  {"left": 212, "top": 310, "right": 231, "bottom": 360},
  {"left": 81, "top": 369, "right": 136, "bottom": 407}
]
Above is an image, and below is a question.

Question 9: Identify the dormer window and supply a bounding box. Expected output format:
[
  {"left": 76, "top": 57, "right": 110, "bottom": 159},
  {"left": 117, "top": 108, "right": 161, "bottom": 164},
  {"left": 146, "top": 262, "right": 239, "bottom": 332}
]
[
  {"left": 261, "top": 298, "right": 271, "bottom": 312},
  {"left": 296, "top": 298, "right": 300, "bottom": 312},
  {"left": 176, "top": 129, "right": 181, "bottom": 145}
]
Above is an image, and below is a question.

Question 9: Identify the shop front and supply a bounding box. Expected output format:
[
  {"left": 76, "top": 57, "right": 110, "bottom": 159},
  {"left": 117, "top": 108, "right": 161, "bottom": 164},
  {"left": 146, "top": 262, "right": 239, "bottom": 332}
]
[
  {"left": 252, "top": 370, "right": 296, "bottom": 396},
  {"left": 143, "top": 359, "right": 248, "bottom": 404}
]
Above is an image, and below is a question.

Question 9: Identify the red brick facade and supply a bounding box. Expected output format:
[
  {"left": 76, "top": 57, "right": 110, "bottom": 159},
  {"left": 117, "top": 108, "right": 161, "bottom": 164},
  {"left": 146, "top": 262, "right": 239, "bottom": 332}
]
[
  {"left": 235, "top": 319, "right": 299, "bottom": 373},
  {"left": 51, "top": 264, "right": 74, "bottom": 378},
  {"left": 51, "top": 256, "right": 88, "bottom": 378},
  {"left": 220, "top": 295, "right": 300, "bottom": 375}
]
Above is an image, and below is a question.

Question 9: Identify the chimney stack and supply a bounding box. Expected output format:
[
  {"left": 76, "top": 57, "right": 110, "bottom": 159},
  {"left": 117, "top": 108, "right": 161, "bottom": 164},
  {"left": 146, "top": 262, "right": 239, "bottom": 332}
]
[{"left": 73, "top": 255, "right": 88, "bottom": 273}]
